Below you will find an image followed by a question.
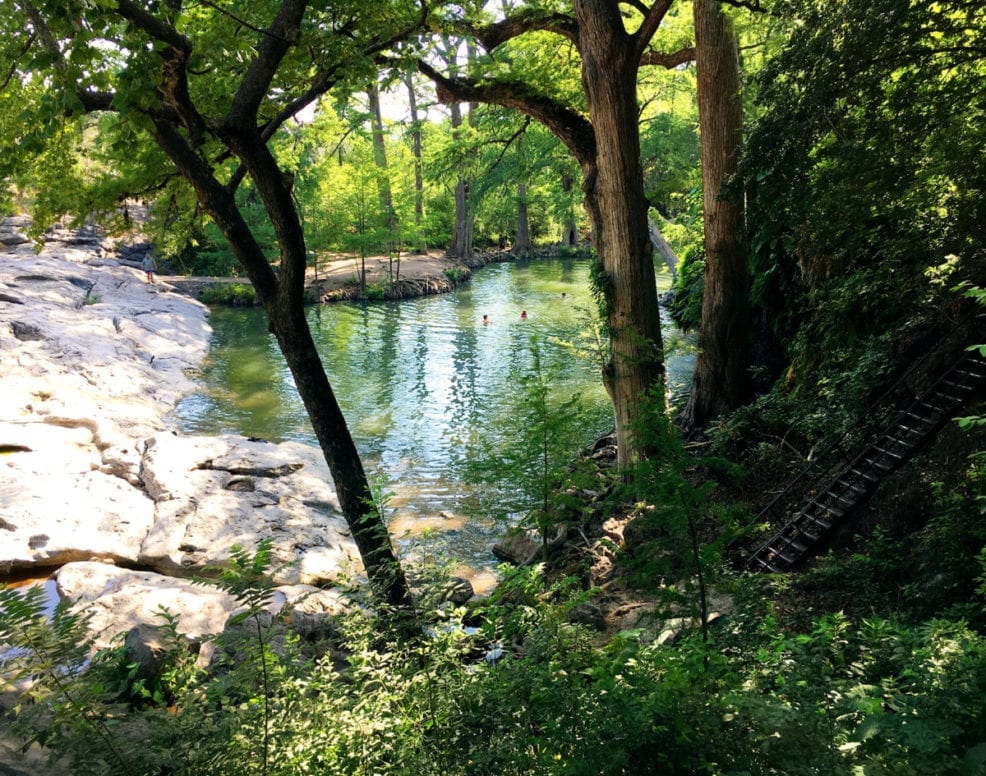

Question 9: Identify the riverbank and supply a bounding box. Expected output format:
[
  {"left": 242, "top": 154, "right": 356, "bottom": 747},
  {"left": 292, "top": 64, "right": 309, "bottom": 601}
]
[
  {"left": 0, "top": 219, "right": 371, "bottom": 678},
  {"left": 164, "top": 245, "right": 591, "bottom": 304}
]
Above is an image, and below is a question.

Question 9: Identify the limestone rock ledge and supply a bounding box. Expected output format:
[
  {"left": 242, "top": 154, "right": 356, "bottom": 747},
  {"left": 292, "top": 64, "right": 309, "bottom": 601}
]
[
  {"left": 1, "top": 220, "right": 362, "bottom": 594},
  {"left": 55, "top": 561, "right": 355, "bottom": 653},
  {"left": 138, "top": 432, "right": 364, "bottom": 586}
]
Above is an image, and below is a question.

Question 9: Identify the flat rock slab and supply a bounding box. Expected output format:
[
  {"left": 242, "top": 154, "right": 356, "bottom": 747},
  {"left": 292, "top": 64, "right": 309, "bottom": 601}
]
[
  {"left": 0, "top": 238, "right": 210, "bottom": 575},
  {"left": 54, "top": 562, "right": 355, "bottom": 652},
  {"left": 0, "top": 243, "right": 210, "bottom": 486},
  {"left": 139, "top": 433, "right": 364, "bottom": 586},
  {"left": 1, "top": 223, "right": 364, "bottom": 602},
  {"left": 55, "top": 562, "right": 240, "bottom": 650}
]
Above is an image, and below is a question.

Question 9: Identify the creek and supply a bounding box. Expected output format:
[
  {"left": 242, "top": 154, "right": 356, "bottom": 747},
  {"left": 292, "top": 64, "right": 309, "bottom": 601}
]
[{"left": 172, "top": 258, "right": 692, "bottom": 590}]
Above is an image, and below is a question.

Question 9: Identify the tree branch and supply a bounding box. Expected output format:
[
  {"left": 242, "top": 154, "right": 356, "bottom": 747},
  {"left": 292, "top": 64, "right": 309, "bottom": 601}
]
[
  {"left": 78, "top": 91, "right": 116, "bottom": 112},
  {"left": 417, "top": 59, "right": 596, "bottom": 168},
  {"left": 470, "top": 9, "right": 578, "bottom": 51},
  {"left": 275, "top": 0, "right": 427, "bottom": 138},
  {"left": 1, "top": 31, "right": 35, "bottom": 92},
  {"left": 227, "top": 0, "right": 308, "bottom": 127},
  {"left": 640, "top": 45, "right": 695, "bottom": 68},
  {"left": 633, "top": 0, "right": 674, "bottom": 61},
  {"left": 716, "top": 0, "right": 770, "bottom": 14},
  {"left": 19, "top": 2, "right": 69, "bottom": 79},
  {"left": 197, "top": 0, "right": 290, "bottom": 38},
  {"left": 483, "top": 115, "right": 531, "bottom": 177},
  {"left": 116, "top": 0, "right": 192, "bottom": 55}
]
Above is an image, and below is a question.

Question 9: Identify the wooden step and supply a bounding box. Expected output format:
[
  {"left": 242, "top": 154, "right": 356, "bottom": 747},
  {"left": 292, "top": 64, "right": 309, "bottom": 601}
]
[
  {"left": 857, "top": 456, "right": 894, "bottom": 472},
  {"left": 897, "top": 424, "right": 929, "bottom": 437},
  {"left": 848, "top": 467, "right": 881, "bottom": 482},
  {"left": 834, "top": 477, "right": 869, "bottom": 495},
  {"left": 820, "top": 489, "right": 857, "bottom": 507},
  {"left": 872, "top": 445, "right": 904, "bottom": 460},
  {"left": 901, "top": 411, "right": 937, "bottom": 427},
  {"left": 766, "top": 545, "right": 800, "bottom": 566},
  {"left": 940, "top": 379, "right": 975, "bottom": 393},
  {"left": 749, "top": 556, "right": 784, "bottom": 573},
  {"left": 778, "top": 536, "right": 809, "bottom": 554},
  {"left": 800, "top": 513, "right": 833, "bottom": 531}
]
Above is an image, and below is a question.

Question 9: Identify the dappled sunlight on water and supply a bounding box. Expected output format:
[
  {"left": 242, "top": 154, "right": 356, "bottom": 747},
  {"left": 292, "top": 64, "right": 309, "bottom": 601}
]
[{"left": 173, "top": 259, "right": 692, "bottom": 580}]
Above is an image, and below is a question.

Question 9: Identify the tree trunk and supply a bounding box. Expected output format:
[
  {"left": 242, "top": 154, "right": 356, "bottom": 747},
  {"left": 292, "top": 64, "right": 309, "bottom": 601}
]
[
  {"left": 648, "top": 215, "right": 679, "bottom": 279},
  {"left": 404, "top": 73, "right": 425, "bottom": 236},
  {"left": 683, "top": 0, "right": 750, "bottom": 429},
  {"left": 418, "top": 4, "right": 674, "bottom": 467},
  {"left": 150, "top": 119, "right": 415, "bottom": 617},
  {"left": 367, "top": 83, "right": 396, "bottom": 234},
  {"left": 575, "top": 0, "right": 665, "bottom": 468},
  {"left": 561, "top": 172, "right": 578, "bottom": 246},
  {"left": 515, "top": 181, "right": 532, "bottom": 257},
  {"left": 445, "top": 42, "right": 475, "bottom": 260}
]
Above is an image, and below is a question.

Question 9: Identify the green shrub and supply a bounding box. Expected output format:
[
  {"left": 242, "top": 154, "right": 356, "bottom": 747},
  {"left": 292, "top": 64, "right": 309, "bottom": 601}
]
[
  {"left": 198, "top": 282, "right": 257, "bottom": 306},
  {"left": 443, "top": 267, "right": 469, "bottom": 284},
  {"left": 4, "top": 544, "right": 985, "bottom": 775},
  {"left": 668, "top": 244, "right": 704, "bottom": 331},
  {"left": 362, "top": 281, "right": 389, "bottom": 300}
]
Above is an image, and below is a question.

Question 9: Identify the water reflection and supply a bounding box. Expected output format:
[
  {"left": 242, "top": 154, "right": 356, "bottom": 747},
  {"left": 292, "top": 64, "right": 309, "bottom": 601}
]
[{"left": 173, "top": 259, "right": 692, "bottom": 571}]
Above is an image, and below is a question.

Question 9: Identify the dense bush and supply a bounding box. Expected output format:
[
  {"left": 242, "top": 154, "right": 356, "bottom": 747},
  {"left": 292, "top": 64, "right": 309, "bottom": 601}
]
[
  {"left": 4, "top": 559, "right": 985, "bottom": 775},
  {"left": 198, "top": 283, "right": 258, "bottom": 306}
]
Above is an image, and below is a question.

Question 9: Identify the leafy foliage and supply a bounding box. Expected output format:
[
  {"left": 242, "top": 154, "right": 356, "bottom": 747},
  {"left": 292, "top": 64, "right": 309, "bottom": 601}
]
[
  {"left": 5, "top": 559, "right": 986, "bottom": 774},
  {"left": 198, "top": 283, "right": 258, "bottom": 306},
  {"left": 743, "top": 0, "right": 986, "bottom": 402}
]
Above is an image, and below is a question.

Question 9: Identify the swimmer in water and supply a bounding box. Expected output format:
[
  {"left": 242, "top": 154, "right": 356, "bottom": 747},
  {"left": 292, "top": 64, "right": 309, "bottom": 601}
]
[
  {"left": 520, "top": 310, "right": 527, "bottom": 319},
  {"left": 482, "top": 314, "right": 491, "bottom": 325}
]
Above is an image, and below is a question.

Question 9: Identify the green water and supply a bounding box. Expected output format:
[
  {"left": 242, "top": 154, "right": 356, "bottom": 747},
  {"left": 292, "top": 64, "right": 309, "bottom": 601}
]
[{"left": 173, "top": 259, "right": 691, "bottom": 581}]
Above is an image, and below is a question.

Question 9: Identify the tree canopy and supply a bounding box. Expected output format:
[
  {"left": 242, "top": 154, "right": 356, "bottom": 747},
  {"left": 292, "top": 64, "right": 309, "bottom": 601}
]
[{"left": 3, "top": 1, "right": 986, "bottom": 772}]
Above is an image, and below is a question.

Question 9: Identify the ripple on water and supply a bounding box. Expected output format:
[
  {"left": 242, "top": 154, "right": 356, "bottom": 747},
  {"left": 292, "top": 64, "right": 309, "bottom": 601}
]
[{"left": 172, "top": 260, "right": 691, "bottom": 578}]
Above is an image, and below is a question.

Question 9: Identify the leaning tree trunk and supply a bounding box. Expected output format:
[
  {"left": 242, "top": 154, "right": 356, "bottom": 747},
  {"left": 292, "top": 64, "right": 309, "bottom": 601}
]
[
  {"left": 575, "top": 0, "right": 665, "bottom": 469},
  {"left": 683, "top": 0, "right": 750, "bottom": 429},
  {"left": 648, "top": 216, "right": 679, "bottom": 279},
  {"left": 150, "top": 119, "right": 416, "bottom": 616}
]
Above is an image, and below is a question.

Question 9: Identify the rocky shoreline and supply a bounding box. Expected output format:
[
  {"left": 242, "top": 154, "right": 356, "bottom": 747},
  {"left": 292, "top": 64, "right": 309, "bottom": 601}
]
[
  {"left": 1, "top": 219, "right": 589, "bottom": 641},
  {"left": 0, "top": 218, "right": 364, "bottom": 654}
]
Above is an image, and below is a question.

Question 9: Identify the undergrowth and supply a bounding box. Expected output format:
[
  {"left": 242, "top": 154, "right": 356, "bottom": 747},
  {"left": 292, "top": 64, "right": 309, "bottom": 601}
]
[
  {"left": 2, "top": 399, "right": 985, "bottom": 774},
  {"left": 3, "top": 555, "right": 985, "bottom": 774},
  {"left": 198, "top": 282, "right": 257, "bottom": 306}
]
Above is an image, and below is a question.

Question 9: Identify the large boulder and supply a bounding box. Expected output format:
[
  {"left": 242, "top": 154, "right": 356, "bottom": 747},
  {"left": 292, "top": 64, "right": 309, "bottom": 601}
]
[
  {"left": 492, "top": 524, "right": 568, "bottom": 566},
  {"left": 139, "top": 433, "right": 364, "bottom": 586}
]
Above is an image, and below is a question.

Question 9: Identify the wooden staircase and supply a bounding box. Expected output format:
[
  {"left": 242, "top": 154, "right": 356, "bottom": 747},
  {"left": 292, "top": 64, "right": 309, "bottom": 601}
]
[{"left": 747, "top": 349, "right": 986, "bottom": 573}]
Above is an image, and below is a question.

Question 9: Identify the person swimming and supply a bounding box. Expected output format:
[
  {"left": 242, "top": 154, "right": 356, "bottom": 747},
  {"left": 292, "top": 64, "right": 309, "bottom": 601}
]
[
  {"left": 482, "top": 314, "right": 491, "bottom": 325},
  {"left": 520, "top": 310, "right": 527, "bottom": 319}
]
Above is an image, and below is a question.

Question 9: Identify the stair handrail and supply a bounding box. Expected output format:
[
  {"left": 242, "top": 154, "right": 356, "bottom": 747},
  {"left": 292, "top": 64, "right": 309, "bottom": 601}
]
[
  {"left": 755, "top": 336, "right": 982, "bottom": 526},
  {"left": 747, "top": 348, "right": 984, "bottom": 569}
]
